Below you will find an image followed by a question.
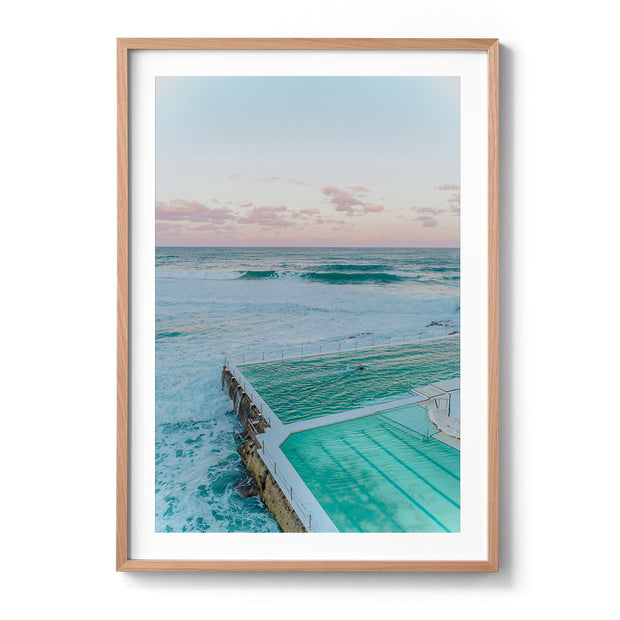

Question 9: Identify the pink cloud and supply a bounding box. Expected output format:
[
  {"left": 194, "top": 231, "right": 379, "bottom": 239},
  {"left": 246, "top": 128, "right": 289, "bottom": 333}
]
[
  {"left": 322, "top": 186, "right": 361, "bottom": 211},
  {"left": 431, "top": 185, "right": 462, "bottom": 216},
  {"left": 350, "top": 185, "right": 369, "bottom": 193},
  {"left": 412, "top": 205, "right": 446, "bottom": 216},
  {"left": 253, "top": 205, "right": 286, "bottom": 213},
  {"left": 299, "top": 208, "right": 320, "bottom": 215},
  {"left": 238, "top": 202, "right": 254, "bottom": 208},
  {"left": 238, "top": 206, "right": 291, "bottom": 228},
  {"left": 415, "top": 215, "right": 439, "bottom": 228},
  {"left": 155, "top": 222, "right": 184, "bottom": 232},
  {"left": 447, "top": 193, "right": 461, "bottom": 215},
  {"left": 192, "top": 224, "right": 239, "bottom": 233},
  {"left": 155, "top": 200, "right": 235, "bottom": 224},
  {"left": 322, "top": 186, "right": 384, "bottom": 215}
]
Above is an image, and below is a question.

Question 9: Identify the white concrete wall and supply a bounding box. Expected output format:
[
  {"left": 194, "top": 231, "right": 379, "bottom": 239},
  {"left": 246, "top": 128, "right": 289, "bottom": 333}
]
[
  {"left": 450, "top": 390, "right": 460, "bottom": 418},
  {"left": 2, "top": 1, "right": 618, "bottom": 618}
]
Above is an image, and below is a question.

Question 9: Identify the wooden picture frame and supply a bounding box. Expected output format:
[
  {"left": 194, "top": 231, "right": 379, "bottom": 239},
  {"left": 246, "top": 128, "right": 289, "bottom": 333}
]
[{"left": 117, "top": 38, "right": 499, "bottom": 572}]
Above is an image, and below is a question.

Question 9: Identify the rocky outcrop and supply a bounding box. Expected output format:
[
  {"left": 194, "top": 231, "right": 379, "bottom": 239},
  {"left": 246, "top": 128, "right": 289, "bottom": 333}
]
[
  {"left": 222, "top": 365, "right": 306, "bottom": 533},
  {"left": 221, "top": 366, "right": 270, "bottom": 433},
  {"left": 234, "top": 476, "right": 259, "bottom": 498},
  {"left": 237, "top": 440, "right": 306, "bottom": 533}
]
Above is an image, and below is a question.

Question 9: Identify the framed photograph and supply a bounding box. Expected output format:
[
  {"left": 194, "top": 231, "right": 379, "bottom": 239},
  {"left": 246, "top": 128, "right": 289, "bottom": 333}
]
[{"left": 117, "top": 38, "right": 499, "bottom": 572}]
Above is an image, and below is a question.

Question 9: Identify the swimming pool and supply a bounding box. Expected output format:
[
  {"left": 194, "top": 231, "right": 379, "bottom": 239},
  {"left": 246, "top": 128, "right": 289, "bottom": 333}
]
[
  {"left": 280, "top": 408, "right": 460, "bottom": 532},
  {"left": 239, "top": 336, "right": 460, "bottom": 424}
]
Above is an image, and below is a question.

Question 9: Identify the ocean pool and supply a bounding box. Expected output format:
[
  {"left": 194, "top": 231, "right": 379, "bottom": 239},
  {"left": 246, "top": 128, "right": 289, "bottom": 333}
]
[
  {"left": 239, "top": 336, "right": 460, "bottom": 424},
  {"left": 281, "top": 410, "right": 460, "bottom": 532}
]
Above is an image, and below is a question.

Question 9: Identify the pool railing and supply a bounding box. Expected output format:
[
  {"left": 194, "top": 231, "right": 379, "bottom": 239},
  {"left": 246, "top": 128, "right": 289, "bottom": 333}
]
[{"left": 227, "top": 329, "right": 459, "bottom": 368}]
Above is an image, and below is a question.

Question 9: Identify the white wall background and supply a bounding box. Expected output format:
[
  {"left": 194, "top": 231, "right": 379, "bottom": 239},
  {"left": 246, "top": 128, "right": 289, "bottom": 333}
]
[{"left": 1, "top": 1, "right": 618, "bottom": 617}]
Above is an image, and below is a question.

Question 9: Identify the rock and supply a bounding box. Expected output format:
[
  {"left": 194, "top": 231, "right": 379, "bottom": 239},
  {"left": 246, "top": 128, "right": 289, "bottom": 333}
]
[
  {"left": 223, "top": 367, "right": 306, "bottom": 532},
  {"left": 235, "top": 476, "right": 259, "bottom": 498},
  {"left": 236, "top": 439, "right": 305, "bottom": 532}
]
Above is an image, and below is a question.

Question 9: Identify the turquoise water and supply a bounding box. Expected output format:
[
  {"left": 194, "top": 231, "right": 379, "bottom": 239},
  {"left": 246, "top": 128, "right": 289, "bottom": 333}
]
[
  {"left": 383, "top": 403, "right": 441, "bottom": 437},
  {"left": 239, "top": 337, "right": 459, "bottom": 424},
  {"left": 156, "top": 247, "right": 459, "bottom": 532},
  {"left": 359, "top": 393, "right": 414, "bottom": 407},
  {"left": 281, "top": 411, "right": 460, "bottom": 533}
]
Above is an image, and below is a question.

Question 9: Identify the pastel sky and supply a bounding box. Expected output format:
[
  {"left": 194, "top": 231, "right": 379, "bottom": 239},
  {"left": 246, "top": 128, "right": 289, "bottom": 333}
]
[{"left": 156, "top": 76, "right": 460, "bottom": 247}]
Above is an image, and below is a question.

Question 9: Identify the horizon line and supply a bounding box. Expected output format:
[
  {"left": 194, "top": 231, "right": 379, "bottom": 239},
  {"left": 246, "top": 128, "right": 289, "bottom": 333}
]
[{"left": 155, "top": 245, "right": 461, "bottom": 249}]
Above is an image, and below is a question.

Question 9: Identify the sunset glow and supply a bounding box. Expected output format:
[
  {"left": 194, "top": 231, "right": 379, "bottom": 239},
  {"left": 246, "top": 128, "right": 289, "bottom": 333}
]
[{"left": 156, "top": 77, "right": 460, "bottom": 247}]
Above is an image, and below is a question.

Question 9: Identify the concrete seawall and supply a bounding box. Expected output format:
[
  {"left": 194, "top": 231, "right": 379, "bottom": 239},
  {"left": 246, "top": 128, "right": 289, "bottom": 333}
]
[{"left": 221, "top": 366, "right": 306, "bottom": 533}]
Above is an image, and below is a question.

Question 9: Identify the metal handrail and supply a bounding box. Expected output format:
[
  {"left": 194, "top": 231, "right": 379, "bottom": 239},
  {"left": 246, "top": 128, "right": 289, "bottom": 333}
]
[
  {"left": 259, "top": 440, "right": 320, "bottom": 532},
  {"left": 228, "top": 329, "right": 459, "bottom": 368},
  {"left": 226, "top": 363, "right": 276, "bottom": 428}
]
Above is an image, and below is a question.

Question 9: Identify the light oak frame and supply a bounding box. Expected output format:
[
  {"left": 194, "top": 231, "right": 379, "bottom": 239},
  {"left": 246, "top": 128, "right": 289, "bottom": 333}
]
[{"left": 117, "top": 38, "right": 499, "bottom": 572}]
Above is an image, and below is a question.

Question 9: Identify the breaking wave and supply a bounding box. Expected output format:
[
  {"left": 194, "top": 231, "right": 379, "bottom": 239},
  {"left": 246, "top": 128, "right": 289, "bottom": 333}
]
[
  {"left": 157, "top": 268, "right": 414, "bottom": 284},
  {"left": 239, "top": 270, "right": 406, "bottom": 284}
]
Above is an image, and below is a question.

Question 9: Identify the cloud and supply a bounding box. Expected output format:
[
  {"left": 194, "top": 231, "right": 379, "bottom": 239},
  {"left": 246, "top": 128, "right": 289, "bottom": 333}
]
[
  {"left": 332, "top": 223, "right": 356, "bottom": 232},
  {"left": 447, "top": 193, "right": 461, "bottom": 215},
  {"left": 299, "top": 208, "right": 320, "bottom": 215},
  {"left": 322, "top": 186, "right": 362, "bottom": 211},
  {"left": 412, "top": 205, "right": 446, "bottom": 216},
  {"left": 411, "top": 202, "right": 456, "bottom": 225},
  {"left": 322, "top": 186, "right": 384, "bottom": 215},
  {"left": 192, "top": 224, "right": 238, "bottom": 233},
  {"left": 290, "top": 179, "right": 308, "bottom": 185},
  {"left": 155, "top": 200, "right": 235, "bottom": 224},
  {"left": 238, "top": 202, "right": 254, "bottom": 208},
  {"left": 155, "top": 222, "right": 184, "bottom": 232},
  {"left": 237, "top": 206, "right": 291, "bottom": 228},
  {"left": 434, "top": 184, "right": 461, "bottom": 216},
  {"left": 349, "top": 185, "right": 369, "bottom": 193},
  {"left": 415, "top": 215, "right": 439, "bottom": 227}
]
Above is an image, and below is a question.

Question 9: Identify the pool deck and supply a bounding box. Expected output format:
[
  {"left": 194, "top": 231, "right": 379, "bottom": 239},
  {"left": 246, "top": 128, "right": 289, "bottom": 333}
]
[{"left": 224, "top": 359, "right": 460, "bottom": 533}]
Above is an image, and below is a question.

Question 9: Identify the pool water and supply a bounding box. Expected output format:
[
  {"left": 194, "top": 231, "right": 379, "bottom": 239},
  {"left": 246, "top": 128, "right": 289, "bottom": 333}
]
[
  {"left": 240, "top": 336, "right": 459, "bottom": 424},
  {"left": 383, "top": 403, "right": 440, "bottom": 438},
  {"left": 281, "top": 410, "right": 460, "bottom": 533}
]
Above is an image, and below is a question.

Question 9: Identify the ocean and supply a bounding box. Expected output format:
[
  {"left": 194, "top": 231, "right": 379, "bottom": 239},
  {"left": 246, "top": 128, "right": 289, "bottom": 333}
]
[{"left": 155, "top": 246, "right": 460, "bottom": 532}]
